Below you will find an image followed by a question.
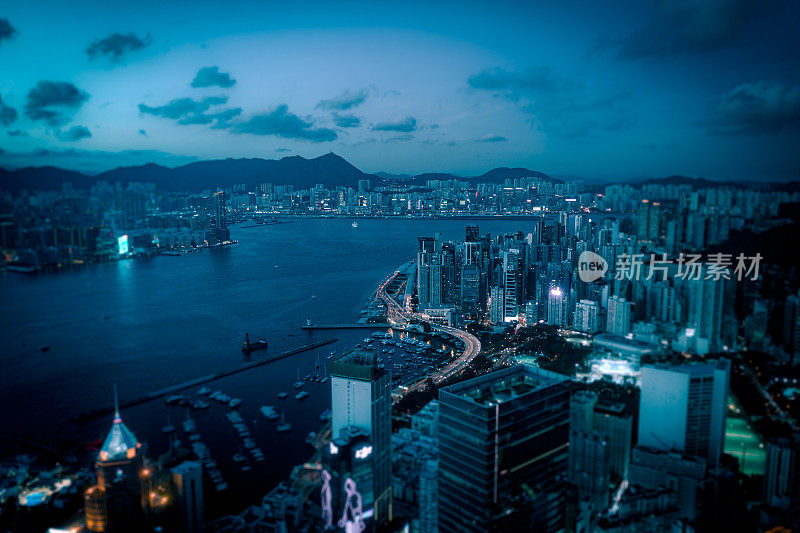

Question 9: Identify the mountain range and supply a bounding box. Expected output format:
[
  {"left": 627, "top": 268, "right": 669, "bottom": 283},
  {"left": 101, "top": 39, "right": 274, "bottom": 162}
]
[
  {"left": 1, "top": 153, "right": 794, "bottom": 193},
  {"left": 0, "top": 153, "right": 562, "bottom": 193}
]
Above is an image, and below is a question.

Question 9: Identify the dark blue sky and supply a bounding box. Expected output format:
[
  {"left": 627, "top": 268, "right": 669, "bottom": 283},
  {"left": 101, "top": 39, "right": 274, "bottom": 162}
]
[{"left": 0, "top": 0, "right": 798, "bottom": 180}]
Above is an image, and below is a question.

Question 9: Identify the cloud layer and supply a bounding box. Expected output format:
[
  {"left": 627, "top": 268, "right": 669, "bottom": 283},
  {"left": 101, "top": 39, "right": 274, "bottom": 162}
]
[
  {"left": 317, "top": 88, "right": 369, "bottom": 111},
  {"left": 0, "top": 94, "right": 17, "bottom": 126},
  {"left": 232, "top": 105, "right": 337, "bottom": 142},
  {"left": 332, "top": 113, "right": 361, "bottom": 128},
  {"left": 58, "top": 125, "right": 92, "bottom": 141},
  {"left": 708, "top": 80, "right": 800, "bottom": 134},
  {"left": 138, "top": 95, "right": 241, "bottom": 128},
  {"left": 191, "top": 66, "right": 236, "bottom": 88},
  {"left": 616, "top": 0, "right": 769, "bottom": 58},
  {"left": 25, "top": 81, "right": 90, "bottom": 126},
  {"left": 86, "top": 32, "right": 151, "bottom": 61},
  {"left": 0, "top": 17, "right": 16, "bottom": 45},
  {"left": 372, "top": 116, "right": 417, "bottom": 132}
]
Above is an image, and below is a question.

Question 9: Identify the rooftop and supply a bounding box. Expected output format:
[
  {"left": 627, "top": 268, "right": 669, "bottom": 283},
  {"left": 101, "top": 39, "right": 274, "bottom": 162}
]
[{"left": 441, "top": 364, "right": 568, "bottom": 407}]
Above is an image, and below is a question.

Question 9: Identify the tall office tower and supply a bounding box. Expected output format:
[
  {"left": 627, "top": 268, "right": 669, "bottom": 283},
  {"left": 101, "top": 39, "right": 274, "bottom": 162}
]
[
  {"left": 86, "top": 392, "right": 147, "bottom": 532},
  {"left": 417, "top": 236, "right": 442, "bottom": 309},
  {"left": 571, "top": 390, "right": 598, "bottom": 432},
  {"left": 323, "top": 426, "right": 376, "bottom": 531},
  {"left": 418, "top": 459, "right": 439, "bottom": 533},
  {"left": 548, "top": 286, "right": 567, "bottom": 327},
  {"left": 171, "top": 461, "right": 203, "bottom": 533},
  {"left": 569, "top": 430, "right": 610, "bottom": 512},
  {"left": 438, "top": 365, "right": 571, "bottom": 532},
  {"left": 636, "top": 200, "right": 650, "bottom": 240},
  {"left": 686, "top": 269, "right": 725, "bottom": 353},
  {"left": 606, "top": 295, "right": 632, "bottom": 336},
  {"left": 638, "top": 360, "right": 731, "bottom": 467},
  {"left": 330, "top": 349, "right": 392, "bottom": 527},
  {"left": 574, "top": 300, "right": 600, "bottom": 333},
  {"left": 762, "top": 434, "right": 799, "bottom": 510},
  {"left": 502, "top": 249, "right": 522, "bottom": 322},
  {"left": 460, "top": 264, "right": 480, "bottom": 317},
  {"left": 441, "top": 243, "right": 457, "bottom": 305},
  {"left": 465, "top": 224, "right": 480, "bottom": 243},
  {"left": 214, "top": 189, "right": 226, "bottom": 230},
  {"left": 593, "top": 401, "right": 633, "bottom": 482},
  {"left": 489, "top": 285, "right": 504, "bottom": 324}
]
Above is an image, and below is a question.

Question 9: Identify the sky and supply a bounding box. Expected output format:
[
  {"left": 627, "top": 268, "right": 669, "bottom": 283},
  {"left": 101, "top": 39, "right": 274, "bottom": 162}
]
[{"left": 0, "top": 0, "right": 799, "bottom": 181}]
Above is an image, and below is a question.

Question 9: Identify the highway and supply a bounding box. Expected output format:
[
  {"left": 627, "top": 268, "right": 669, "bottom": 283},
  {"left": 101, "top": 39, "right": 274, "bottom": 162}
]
[{"left": 376, "top": 263, "right": 481, "bottom": 393}]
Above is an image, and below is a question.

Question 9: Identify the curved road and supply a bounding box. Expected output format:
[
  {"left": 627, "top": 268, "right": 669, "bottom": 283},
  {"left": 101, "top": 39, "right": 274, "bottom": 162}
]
[{"left": 376, "top": 264, "right": 481, "bottom": 392}]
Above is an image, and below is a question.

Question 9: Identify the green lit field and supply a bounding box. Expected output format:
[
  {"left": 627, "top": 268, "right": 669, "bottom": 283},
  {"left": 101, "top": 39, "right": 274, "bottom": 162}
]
[{"left": 724, "top": 408, "right": 766, "bottom": 476}]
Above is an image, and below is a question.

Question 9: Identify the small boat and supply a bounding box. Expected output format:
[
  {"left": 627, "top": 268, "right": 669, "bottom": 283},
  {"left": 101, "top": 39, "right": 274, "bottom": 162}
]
[
  {"left": 233, "top": 453, "right": 246, "bottom": 463},
  {"left": 296, "top": 391, "right": 309, "bottom": 400},
  {"left": 320, "top": 376, "right": 329, "bottom": 383},
  {"left": 277, "top": 392, "right": 289, "bottom": 399},
  {"left": 352, "top": 221, "right": 358, "bottom": 228},
  {"left": 277, "top": 410, "right": 292, "bottom": 432},
  {"left": 294, "top": 369, "right": 304, "bottom": 389},
  {"left": 260, "top": 406, "right": 279, "bottom": 420},
  {"left": 242, "top": 332, "right": 268, "bottom": 353},
  {"left": 182, "top": 413, "right": 196, "bottom": 433},
  {"left": 164, "top": 394, "right": 184, "bottom": 405},
  {"left": 229, "top": 398, "right": 242, "bottom": 408},
  {"left": 320, "top": 408, "right": 332, "bottom": 422},
  {"left": 198, "top": 387, "right": 211, "bottom": 395}
]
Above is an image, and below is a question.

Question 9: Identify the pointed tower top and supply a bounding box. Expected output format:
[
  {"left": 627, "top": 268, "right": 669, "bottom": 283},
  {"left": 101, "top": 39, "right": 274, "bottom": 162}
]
[{"left": 113, "top": 383, "right": 120, "bottom": 420}]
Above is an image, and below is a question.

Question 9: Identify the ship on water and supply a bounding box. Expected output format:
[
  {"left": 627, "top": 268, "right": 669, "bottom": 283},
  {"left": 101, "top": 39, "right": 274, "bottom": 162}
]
[{"left": 241, "top": 332, "right": 268, "bottom": 353}]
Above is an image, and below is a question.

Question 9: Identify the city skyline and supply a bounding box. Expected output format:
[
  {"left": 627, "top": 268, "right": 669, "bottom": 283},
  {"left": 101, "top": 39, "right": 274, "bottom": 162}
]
[{"left": 1, "top": 1, "right": 799, "bottom": 181}]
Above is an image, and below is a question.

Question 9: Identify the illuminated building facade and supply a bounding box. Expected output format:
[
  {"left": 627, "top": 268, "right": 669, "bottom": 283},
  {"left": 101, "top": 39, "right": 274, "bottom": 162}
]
[
  {"left": 330, "top": 348, "right": 392, "bottom": 528},
  {"left": 84, "top": 391, "right": 148, "bottom": 532},
  {"left": 438, "top": 365, "right": 571, "bottom": 532}
]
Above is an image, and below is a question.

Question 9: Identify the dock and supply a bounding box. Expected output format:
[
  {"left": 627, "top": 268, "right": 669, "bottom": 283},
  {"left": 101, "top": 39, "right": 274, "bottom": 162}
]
[
  {"left": 72, "top": 338, "right": 337, "bottom": 423},
  {"left": 301, "top": 323, "right": 391, "bottom": 330}
]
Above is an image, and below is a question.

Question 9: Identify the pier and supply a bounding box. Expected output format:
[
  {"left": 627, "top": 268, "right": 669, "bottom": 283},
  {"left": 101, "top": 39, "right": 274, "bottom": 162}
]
[
  {"left": 72, "top": 338, "right": 337, "bottom": 423},
  {"left": 301, "top": 323, "right": 391, "bottom": 330}
]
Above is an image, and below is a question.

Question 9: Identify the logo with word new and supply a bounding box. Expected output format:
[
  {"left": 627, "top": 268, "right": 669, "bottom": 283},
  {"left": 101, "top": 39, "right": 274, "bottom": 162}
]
[{"left": 578, "top": 251, "right": 608, "bottom": 283}]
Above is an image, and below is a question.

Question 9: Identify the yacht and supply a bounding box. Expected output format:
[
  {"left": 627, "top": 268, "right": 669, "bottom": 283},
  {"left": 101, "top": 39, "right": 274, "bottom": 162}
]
[
  {"left": 294, "top": 369, "right": 304, "bottom": 389},
  {"left": 296, "top": 391, "right": 310, "bottom": 400},
  {"left": 198, "top": 386, "right": 211, "bottom": 395},
  {"left": 277, "top": 392, "right": 289, "bottom": 399},
  {"left": 229, "top": 398, "right": 242, "bottom": 408},
  {"left": 260, "top": 405, "right": 279, "bottom": 420}
]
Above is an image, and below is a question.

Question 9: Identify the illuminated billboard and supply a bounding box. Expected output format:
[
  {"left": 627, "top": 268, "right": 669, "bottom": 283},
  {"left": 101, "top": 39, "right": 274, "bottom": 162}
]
[{"left": 117, "top": 235, "right": 129, "bottom": 255}]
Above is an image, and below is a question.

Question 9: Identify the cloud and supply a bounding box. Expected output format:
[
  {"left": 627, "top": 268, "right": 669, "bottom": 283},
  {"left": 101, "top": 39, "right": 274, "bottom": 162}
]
[
  {"left": 57, "top": 125, "right": 92, "bottom": 141},
  {"left": 332, "top": 113, "right": 361, "bottom": 128},
  {"left": 138, "top": 95, "right": 240, "bottom": 128},
  {"left": 232, "top": 105, "right": 337, "bottom": 142},
  {"left": 372, "top": 116, "right": 417, "bottom": 132},
  {"left": 477, "top": 134, "right": 508, "bottom": 142},
  {"left": 317, "top": 88, "right": 369, "bottom": 111},
  {"left": 616, "top": 0, "right": 777, "bottom": 58},
  {"left": 0, "top": 17, "right": 17, "bottom": 45},
  {"left": 0, "top": 94, "right": 17, "bottom": 126},
  {"left": 191, "top": 66, "right": 236, "bottom": 88},
  {"left": 275, "top": 148, "right": 291, "bottom": 152},
  {"left": 86, "top": 32, "right": 151, "bottom": 61},
  {"left": 138, "top": 129, "right": 147, "bottom": 136},
  {"left": 469, "top": 66, "right": 633, "bottom": 138},
  {"left": 25, "top": 81, "right": 90, "bottom": 126},
  {"left": 468, "top": 67, "right": 573, "bottom": 98},
  {"left": 0, "top": 147, "right": 198, "bottom": 174},
  {"left": 707, "top": 80, "right": 800, "bottom": 134}
]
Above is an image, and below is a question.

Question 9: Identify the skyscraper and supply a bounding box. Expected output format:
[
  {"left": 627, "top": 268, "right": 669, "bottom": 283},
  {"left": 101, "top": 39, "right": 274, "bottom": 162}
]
[
  {"left": 686, "top": 270, "right": 725, "bottom": 353},
  {"left": 607, "top": 295, "right": 632, "bottom": 336},
  {"left": 638, "top": 360, "right": 731, "bottom": 466},
  {"left": 330, "top": 348, "right": 392, "bottom": 527},
  {"left": 171, "top": 461, "right": 203, "bottom": 533},
  {"left": 574, "top": 299, "right": 600, "bottom": 333},
  {"left": 502, "top": 249, "right": 522, "bottom": 322},
  {"left": 548, "top": 285, "right": 567, "bottom": 327},
  {"left": 438, "top": 365, "right": 570, "bottom": 532}
]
